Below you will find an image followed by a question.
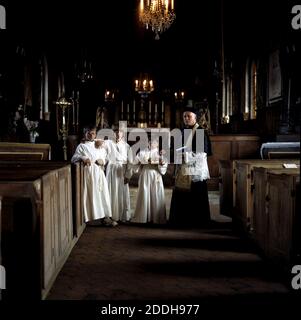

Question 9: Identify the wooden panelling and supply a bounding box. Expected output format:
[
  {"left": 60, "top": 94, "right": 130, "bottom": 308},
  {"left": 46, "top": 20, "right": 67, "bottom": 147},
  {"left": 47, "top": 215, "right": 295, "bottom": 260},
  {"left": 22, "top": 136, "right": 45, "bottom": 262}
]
[
  {"left": 253, "top": 168, "right": 300, "bottom": 264},
  {"left": 208, "top": 134, "right": 260, "bottom": 190}
]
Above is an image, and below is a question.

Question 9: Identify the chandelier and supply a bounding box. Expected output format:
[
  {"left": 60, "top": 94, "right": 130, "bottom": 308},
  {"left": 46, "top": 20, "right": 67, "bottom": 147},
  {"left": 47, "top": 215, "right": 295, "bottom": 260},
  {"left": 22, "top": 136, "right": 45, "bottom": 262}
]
[
  {"left": 139, "top": 0, "right": 176, "bottom": 40},
  {"left": 135, "top": 76, "right": 154, "bottom": 97}
]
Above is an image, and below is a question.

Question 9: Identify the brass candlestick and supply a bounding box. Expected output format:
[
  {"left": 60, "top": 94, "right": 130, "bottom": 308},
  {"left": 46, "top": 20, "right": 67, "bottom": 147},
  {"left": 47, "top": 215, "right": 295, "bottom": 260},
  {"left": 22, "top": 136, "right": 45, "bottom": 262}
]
[{"left": 55, "top": 97, "right": 72, "bottom": 160}]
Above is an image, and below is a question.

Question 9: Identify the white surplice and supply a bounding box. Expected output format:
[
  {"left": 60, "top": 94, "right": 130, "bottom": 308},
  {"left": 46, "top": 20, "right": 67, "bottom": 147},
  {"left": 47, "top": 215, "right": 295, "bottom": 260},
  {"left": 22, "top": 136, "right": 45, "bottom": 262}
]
[
  {"left": 71, "top": 141, "right": 112, "bottom": 222},
  {"left": 132, "top": 148, "right": 168, "bottom": 224},
  {"left": 105, "top": 139, "right": 133, "bottom": 222}
]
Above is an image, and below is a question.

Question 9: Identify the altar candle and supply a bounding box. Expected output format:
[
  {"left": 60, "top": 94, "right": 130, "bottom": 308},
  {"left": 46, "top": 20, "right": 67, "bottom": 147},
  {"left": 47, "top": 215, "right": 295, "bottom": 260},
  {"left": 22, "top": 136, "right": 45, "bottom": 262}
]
[
  {"left": 72, "top": 91, "right": 75, "bottom": 124},
  {"left": 162, "top": 101, "right": 164, "bottom": 113},
  {"left": 149, "top": 101, "right": 151, "bottom": 113},
  {"left": 121, "top": 100, "right": 124, "bottom": 113},
  {"left": 127, "top": 103, "right": 129, "bottom": 112},
  {"left": 155, "top": 104, "right": 157, "bottom": 112},
  {"left": 76, "top": 94, "right": 79, "bottom": 125},
  {"left": 58, "top": 77, "right": 61, "bottom": 98},
  {"left": 61, "top": 72, "right": 65, "bottom": 97},
  {"left": 133, "top": 100, "right": 135, "bottom": 112}
]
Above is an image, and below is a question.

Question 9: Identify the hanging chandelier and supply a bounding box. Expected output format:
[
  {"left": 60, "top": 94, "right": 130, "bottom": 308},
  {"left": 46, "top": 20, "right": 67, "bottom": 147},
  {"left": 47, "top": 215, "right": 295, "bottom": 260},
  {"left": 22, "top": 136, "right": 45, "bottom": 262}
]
[
  {"left": 139, "top": 0, "right": 176, "bottom": 40},
  {"left": 135, "top": 75, "right": 154, "bottom": 97}
]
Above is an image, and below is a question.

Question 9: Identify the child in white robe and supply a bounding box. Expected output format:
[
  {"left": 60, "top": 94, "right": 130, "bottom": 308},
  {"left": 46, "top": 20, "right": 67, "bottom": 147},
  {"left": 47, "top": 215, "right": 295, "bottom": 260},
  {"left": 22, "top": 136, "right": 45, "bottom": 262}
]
[
  {"left": 71, "top": 125, "right": 117, "bottom": 226},
  {"left": 105, "top": 128, "right": 133, "bottom": 222},
  {"left": 132, "top": 138, "right": 168, "bottom": 224}
]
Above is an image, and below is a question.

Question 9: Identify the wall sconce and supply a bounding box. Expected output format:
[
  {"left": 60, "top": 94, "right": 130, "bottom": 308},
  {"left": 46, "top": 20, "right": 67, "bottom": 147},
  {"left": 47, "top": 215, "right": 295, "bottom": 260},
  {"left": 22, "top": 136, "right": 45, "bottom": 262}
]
[
  {"left": 174, "top": 91, "right": 185, "bottom": 101},
  {"left": 104, "top": 90, "right": 115, "bottom": 102}
]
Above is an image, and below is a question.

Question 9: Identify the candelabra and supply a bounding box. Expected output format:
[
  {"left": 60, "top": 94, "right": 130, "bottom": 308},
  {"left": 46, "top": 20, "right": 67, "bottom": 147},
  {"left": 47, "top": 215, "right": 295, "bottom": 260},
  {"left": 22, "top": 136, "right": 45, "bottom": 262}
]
[
  {"left": 135, "top": 75, "right": 154, "bottom": 128},
  {"left": 55, "top": 97, "right": 72, "bottom": 160},
  {"left": 135, "top": 77, "right": 154, "bottom": 98}
]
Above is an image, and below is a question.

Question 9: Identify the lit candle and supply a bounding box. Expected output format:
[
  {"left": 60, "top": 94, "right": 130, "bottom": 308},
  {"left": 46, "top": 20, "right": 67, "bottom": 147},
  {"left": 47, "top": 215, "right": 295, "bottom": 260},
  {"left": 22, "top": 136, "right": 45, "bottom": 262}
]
[
  {"left": 140, "top": 0, "right": 144, "bottom": 13},
  {"left": 76, "top": 97, "right": 79, "bottom": 125},
  {"left": 135, "top": 80, "right": 139, "bottom": 89},
  {"left": 162, "top": 101, "right": 164, "bottom": 113},
  {"left": 149, "top": 101, "right": 151, "bottom": 113},
  {"left": 171, "top": 0, "right": 174, "bottom": 10}
]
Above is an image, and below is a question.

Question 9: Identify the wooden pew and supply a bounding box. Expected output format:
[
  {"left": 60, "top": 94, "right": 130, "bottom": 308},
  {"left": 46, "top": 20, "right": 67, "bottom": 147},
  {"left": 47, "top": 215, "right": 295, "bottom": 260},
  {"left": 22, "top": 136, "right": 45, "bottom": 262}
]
[
  {"left": 0, "top": 142, "right": 51, "bottom": 160},
  {"left": 0, "top": 164, "right": 74, "bottom": 299},
  {"left": 218, "top": 160, "right": 233, "bottom": 217},
  {"left": 0, "top": 161, "right": 85, "bottom": 239},
  {"left": 253, "top": 168, "right": 300, "bottom": 266},
  {"left": 0, "top": 196, "right": 3, "bottom": 300},
  {"left": 208, "top": 134, "right": 261, "bottom": 190},
  {"left": 219, "top": 159, "right": 300, "bottom": 219},
  {"left": 234, "top": 159, "right": 300, "bottom": 232}
]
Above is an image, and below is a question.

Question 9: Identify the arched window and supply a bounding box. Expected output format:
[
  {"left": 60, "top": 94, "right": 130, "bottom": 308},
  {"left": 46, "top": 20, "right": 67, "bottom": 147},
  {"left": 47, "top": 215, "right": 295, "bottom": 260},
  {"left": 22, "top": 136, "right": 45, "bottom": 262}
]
[
  {"left": 250, "top": 61, "right": 257, "bottom": 119},
  {"left": 222, "top": 62, "right": 233, "bottom": 124},
  {"left": 244, "top": 58, "right": 257, "bottom": 120}
]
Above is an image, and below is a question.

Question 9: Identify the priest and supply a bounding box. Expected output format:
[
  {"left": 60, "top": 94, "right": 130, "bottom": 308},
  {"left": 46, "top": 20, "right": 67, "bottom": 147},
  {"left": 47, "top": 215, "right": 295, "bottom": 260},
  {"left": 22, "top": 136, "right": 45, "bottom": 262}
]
[{"left": 169, "top": 103, "right": 212, "bottom": 227}]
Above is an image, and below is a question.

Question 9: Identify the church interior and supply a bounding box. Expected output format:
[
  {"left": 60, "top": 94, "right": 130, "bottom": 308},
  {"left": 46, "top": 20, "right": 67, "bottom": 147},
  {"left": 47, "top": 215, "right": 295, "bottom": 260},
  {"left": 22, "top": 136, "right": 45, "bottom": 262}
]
[{"left": 0, "top": 0, "right": 300, "bottom": 309}]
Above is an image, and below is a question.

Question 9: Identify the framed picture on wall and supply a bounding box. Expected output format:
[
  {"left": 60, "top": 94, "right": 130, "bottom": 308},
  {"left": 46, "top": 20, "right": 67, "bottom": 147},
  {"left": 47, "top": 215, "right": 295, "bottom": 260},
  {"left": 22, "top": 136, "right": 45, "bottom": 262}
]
[{"left": 268, "top": 49, "right": 282, "bottom": 104}]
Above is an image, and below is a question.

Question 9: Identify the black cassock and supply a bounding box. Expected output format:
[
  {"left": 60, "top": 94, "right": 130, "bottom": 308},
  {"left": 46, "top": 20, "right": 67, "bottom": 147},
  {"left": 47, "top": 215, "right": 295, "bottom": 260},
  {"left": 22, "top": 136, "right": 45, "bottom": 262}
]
[{"left": 169, "top": 127, "right": 212, "bottom": 227}]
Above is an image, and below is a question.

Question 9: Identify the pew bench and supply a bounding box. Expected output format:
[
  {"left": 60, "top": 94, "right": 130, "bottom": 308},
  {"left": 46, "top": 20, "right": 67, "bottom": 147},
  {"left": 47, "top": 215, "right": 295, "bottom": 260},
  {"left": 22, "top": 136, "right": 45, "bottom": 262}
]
[
  {"left": 0, "top": 164, "right": 75, "bottom": 299},
  {"left": 0, "top": 142, "right": 51, "bottom": 161},
  {"left": 219, "top": 159, "right": 300, "bottom": 228},
  {"left": 0, "top": 161, "right": 85, "bottom": 239}
]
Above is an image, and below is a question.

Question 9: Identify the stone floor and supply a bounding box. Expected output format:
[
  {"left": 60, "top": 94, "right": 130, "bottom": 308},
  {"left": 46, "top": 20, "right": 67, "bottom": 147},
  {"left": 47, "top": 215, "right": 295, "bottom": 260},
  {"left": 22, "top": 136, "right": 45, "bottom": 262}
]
[
  {"left": 129, "top": 187, "right": 230, "bottom": 223},
  {"left": 46, "top": 191, "right": 298, "bottom": 307}
]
